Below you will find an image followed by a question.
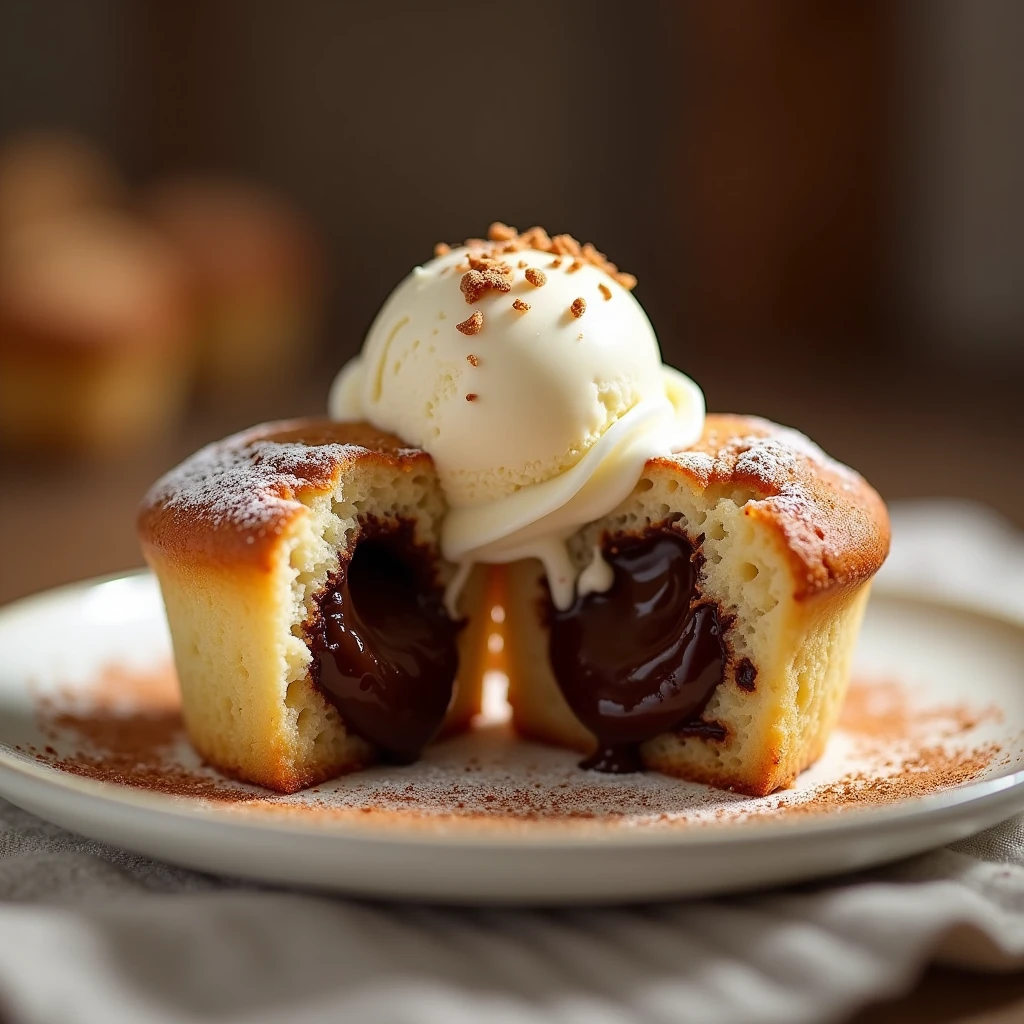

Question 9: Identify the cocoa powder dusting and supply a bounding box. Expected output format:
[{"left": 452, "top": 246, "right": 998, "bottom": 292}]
[
  {"left": 21, "top": 669, "right": 1013, "bottom": 830},
  {"left": 27, "top": 664, "right": 266, "bottom": 802},
  {"left": 838, "top": 676, "right": 1000, "bottom": 743}
]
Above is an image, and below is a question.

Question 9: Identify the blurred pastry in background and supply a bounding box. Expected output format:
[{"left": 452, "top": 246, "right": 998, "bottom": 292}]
[
  {"left": 0, "top": 213, "right": 191, "bottom": 456},
  {"left": 0, "top": 132, "right": 121, "bottom": 236},
  {"left": 143, "top": 179, "right": 321, "bottom": 388}
]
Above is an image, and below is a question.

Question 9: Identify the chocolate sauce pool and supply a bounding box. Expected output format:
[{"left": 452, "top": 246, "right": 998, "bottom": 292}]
[
  {"left": 548, "top": 531, "right": 727, "bottom": 773},
  {"left": 308, "top": 525, "right": 459, "bottom": 762}
]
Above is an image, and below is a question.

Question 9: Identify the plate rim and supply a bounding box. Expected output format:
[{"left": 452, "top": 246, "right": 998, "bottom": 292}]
[{"left": 0, "top": 570, "right": 1021, "bottom": 851}]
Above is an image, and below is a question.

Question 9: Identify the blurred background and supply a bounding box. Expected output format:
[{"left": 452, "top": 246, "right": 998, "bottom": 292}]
[{"left": 0, "top": 0, "right": 1021, "bottom": 604}]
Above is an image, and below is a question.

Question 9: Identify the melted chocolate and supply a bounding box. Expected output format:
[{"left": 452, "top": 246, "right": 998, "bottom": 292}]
[
  {"left": 308, "top": 525, "right": 459, "bottom": 763},
  {"left": 548, "top": 531, "right": 726, "bottom": 773}
]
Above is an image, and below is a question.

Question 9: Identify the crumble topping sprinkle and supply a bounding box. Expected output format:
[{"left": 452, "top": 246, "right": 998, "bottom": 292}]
[
  {"left": 435, "top": 223, "right": 637, "bottom": 291},
  {"left": 456, "top": 310, "right": 484, "bottom": 336},
  {"left": 460, "top": 262, "right": 513, "bottom": 304}
]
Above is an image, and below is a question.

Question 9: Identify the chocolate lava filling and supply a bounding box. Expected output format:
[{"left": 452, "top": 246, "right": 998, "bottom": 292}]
[
  {"left": 307, "top": 523, "right": 460, "bottom": 763},
  {"left": 548, "top": 530, "right": 727, "bottom": 773}
]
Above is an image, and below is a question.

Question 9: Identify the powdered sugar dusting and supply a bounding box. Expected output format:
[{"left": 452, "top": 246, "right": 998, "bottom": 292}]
[
  {"left": 682, "top": 422, "right": 859, "bottom": 494},
  {"left": 660, "top": 415, "right": 887, "bottom": 595},
  {"left": 139, "top": 420, "right": 428, "bottom": 554},
  {"left": 148, "top": 435, "right": 349, "bottom": 531},
  {"left": 674, "top": 450, "right": 715, "bottom": 482},
  {"left": 733, "top": 436, "right": 800, "bottom": 480}
]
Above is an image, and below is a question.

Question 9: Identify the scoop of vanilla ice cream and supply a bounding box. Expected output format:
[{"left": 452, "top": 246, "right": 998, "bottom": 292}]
[
  {"left": 331, "top": 246, "right": 668, "bottom": 506},
  {"left": 330, "top": 240, "right": 705, "bottom": 611}
]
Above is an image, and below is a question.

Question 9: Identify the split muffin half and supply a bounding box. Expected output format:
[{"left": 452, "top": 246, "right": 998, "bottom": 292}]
[
  {"left": 503, "top": 414, "right": 889, "bottom": 794},
  {"left": 138, "top": 419, "right": 490, "bottom": 792}
]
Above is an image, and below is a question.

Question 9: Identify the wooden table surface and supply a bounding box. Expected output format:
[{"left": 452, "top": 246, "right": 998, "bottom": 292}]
[{"left": 1, "top": 367, "right": 1022, "bottom": 1020}]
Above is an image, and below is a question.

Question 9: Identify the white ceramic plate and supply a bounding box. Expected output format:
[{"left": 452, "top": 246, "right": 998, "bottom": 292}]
[{"left": 0, "top": 572, "right": 1021, "bottom": 905}]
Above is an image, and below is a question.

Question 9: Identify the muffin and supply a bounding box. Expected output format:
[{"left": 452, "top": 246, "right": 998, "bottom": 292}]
[
  {"left": 143, "top": 179, "right": 320, "bottom": 387},
  {"left": 138, "top": 419, "right": 490, "bottom": 792},
  {"left": 138, "top": 222, "right": 889, "bottom": 797},
  {"left": 0, "top": 213, "right": 191, "bottom": 455},
  {"left": 502, "top": 414, "right": 889, "bottom": 794}
]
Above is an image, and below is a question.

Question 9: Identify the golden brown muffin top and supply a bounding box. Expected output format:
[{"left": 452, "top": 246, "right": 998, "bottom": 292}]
[
  {"left": 140, "top": 413, "right": 889, "bottom": 593},
  {"left": 138, "top": 419, "right": 433, "bottom": 571},
  {"left": 651, "top": 413, "right": 890, "bottom": 599}
]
